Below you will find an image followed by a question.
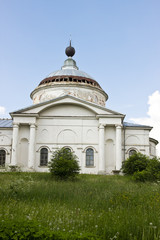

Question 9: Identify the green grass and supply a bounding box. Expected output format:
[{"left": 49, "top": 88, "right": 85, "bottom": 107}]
[{"left": 0, "top": 172, "right": 160, "bottom": 239}]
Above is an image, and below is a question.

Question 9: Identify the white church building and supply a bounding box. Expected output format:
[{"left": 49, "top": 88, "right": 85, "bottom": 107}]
[{"left": 0, "top": 43, "right": 158, "bottom": 174}]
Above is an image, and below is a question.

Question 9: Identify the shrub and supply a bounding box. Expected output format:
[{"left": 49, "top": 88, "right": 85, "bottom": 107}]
[
  {"left": 122, "top": 153, "right": 160, "bottom": 182},
  {"left": 133, "top": 157, "right": 160, "bottom": 182},
  {"left": 122, "top": 152, "right": 149, "bottom": 175},
  {"left": 147, "top": 157, "right": 160, "bottom": 177},
  {"left": 48, "top": 148, "right": 80, "bottom": 180},
  {"left": 133, "top": 170, "right": 151, "bottom": 182}
]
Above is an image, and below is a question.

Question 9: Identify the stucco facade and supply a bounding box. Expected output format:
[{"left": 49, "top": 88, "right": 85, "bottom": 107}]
[{"left": 0, "top": 44, "right": 158, "bottom": 173}]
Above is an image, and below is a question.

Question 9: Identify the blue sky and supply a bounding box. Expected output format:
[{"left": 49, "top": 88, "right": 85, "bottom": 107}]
[{"left": 0, "top": 0, "right": 160, "bottom": 122}]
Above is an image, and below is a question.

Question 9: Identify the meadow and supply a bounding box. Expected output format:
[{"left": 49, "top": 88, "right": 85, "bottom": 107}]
[{"left": 0, "top": 172, "right": 160, "bottom": 239}]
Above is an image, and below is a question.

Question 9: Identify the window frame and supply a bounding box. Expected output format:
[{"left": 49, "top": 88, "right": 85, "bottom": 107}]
[
  {"left": 86, "top": 148, "right": 94, "bottom": 167},
  {"left": 40, "top": 148, "right": 48, "bottom": 166},
  {"left": 0, "top": 149, "right": 6, "bottom": 167},
  {"left": 63, "top": 147, "right": 72, "bottom": 153},
  {"left": 129, "top": 149, "right": 137, "bottom": 157}
]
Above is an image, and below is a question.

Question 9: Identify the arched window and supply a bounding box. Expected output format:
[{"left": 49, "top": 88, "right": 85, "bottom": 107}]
[
  {"left": 40, "top": 148, "right": 48, "bottom": 166},
  {"left": 86, "top": 148, "right": 94, "bottom": 166},
  {"left": 129, "top": 149, "right": 137, "bottom": 157},
  {"left": 64, "top": 147, "right": 71, "bottom": 153},
  {"left": 0, "top": 150, "right": 6, "bottom": 167}
]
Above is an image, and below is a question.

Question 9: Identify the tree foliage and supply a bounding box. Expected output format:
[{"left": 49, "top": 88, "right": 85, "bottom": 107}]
[
  {"left": 122, "top": 152, "right": 160, "bottom": 182},
  {"left": 48, "top": 148, "right": 80, "bottom": 180},
  {"left": 122, "top": 152, "right": 149, "bottom": 175}
]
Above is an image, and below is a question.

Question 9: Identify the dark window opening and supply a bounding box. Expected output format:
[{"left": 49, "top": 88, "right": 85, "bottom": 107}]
[
  {"left": 40, "top": 148, "right": 48, "bottom": 166},
  {"left": 0, "top": 150, "right": 5, "bottom": 167},
  {"left": 64, "top": 147, "right": 71, "bottom": 153},
  {"left": 129, "top": 149, "right": 137, "bottom": 157},
  {"left": 86, "top": 148, "right": 94, "bottom": 166}
]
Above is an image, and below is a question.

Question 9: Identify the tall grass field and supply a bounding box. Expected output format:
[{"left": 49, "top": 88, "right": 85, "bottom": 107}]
[{"left": 0, "top": 173, "right": 160, "bottom": 239}]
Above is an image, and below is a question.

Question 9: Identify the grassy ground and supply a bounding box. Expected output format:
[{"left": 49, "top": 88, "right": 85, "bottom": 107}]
[{"left": 0, "top": 172, "right": 160, "bottom": 239}]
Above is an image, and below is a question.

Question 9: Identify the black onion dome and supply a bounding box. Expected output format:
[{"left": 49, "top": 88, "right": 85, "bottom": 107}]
[{"left": 65, "top": 41, "right": 75, "bottom": 57}]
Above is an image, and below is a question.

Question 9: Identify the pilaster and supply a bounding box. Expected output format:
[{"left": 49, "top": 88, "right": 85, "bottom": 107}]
[
  {"left": 11, "top": 123, "right": 19, "bottom": 165},
  {"left": 98, "top": 124, "right": 105, "bottom": 173},
  {"left": 115, "top": 124, "right": 122, "bottom": 170},
  {"left": 28, "top": 123, "right": 36, "bottom": 169}
]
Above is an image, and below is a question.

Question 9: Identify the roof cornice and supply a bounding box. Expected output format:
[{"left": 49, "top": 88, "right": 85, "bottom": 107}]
[
  {"left": 10, "top": 94, "right": 125, "bottom": 116},
  {"left": 96, "top": 114, "right": 125, "bottom": 119},
  {"left": 10, "top": 113, "right": 39, "bottom": 118},
  {"left": 149, "top": 137, "right": 159, "bottom": 145},
  {"left": 124, "top": 125, "right": 152, "bottom": 130}
]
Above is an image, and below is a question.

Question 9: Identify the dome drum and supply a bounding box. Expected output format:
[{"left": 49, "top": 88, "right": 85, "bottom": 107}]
[
  {"left": 31, "top": 83, "right": 107, "bottom": 106},
  {"left": 39, "top": 75, "right": 102, "bottom": 89}
]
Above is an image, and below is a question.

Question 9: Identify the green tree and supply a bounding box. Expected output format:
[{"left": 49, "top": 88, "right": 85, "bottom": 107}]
[
  {"left": 133, "top": 157, "right": 160, "bottom": 182},
  {"left": 122, "top": 152, "right": 149, "bottom": 175},
  {"left": 122, "top": 152, "right": 160, "bottom": 182},
  {"left": 48, "top": 148, "right": 80, "bottom": 180}
]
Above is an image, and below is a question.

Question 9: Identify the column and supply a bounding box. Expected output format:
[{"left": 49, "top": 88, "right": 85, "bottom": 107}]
[
  {"left": 98, "top": 124, "right": 105, "bottom": 173},
  {"left": 115, "top": 124, "right": 122, "bottom": 170},
  {"left": 11, "top": 123, "right": 19, "bottom": 165},
  {"left": 28, "top": 124, "right": 36, "bottom": 168}
]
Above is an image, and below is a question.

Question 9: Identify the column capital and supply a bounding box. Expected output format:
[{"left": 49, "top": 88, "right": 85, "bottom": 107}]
[
  {"left": 13, "top": 123, "right": 19, "bottom": 128},
  {"left": 115, "top": 124, "right": 122, "bottom": 128},
  {"left": 29, "top": 123, "right": 36, "bottom": 128},
  {"left": 99, "top": 124, "right": 105, "bottom": 129}
]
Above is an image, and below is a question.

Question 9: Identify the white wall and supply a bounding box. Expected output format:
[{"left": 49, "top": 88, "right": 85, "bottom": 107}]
[
  {"left": 17, "top": 125, "right": 30, "bottom": 168},
  {"left": 35, "top": 115, "right": 99, "bottom": 173},
  {"left": 0, "top": 129, "right": 12, "bottom": 165},
  {"left": 123, "top": 128, "right": 151, "bottom": 160}
]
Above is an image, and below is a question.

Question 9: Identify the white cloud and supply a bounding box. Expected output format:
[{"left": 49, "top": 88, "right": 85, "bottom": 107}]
[
  {"left": 0, "top": 106, "right": 6, "bottom": 115},
  {"left": 130, "top": 90, "right": 160, "bottom": 156}
]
